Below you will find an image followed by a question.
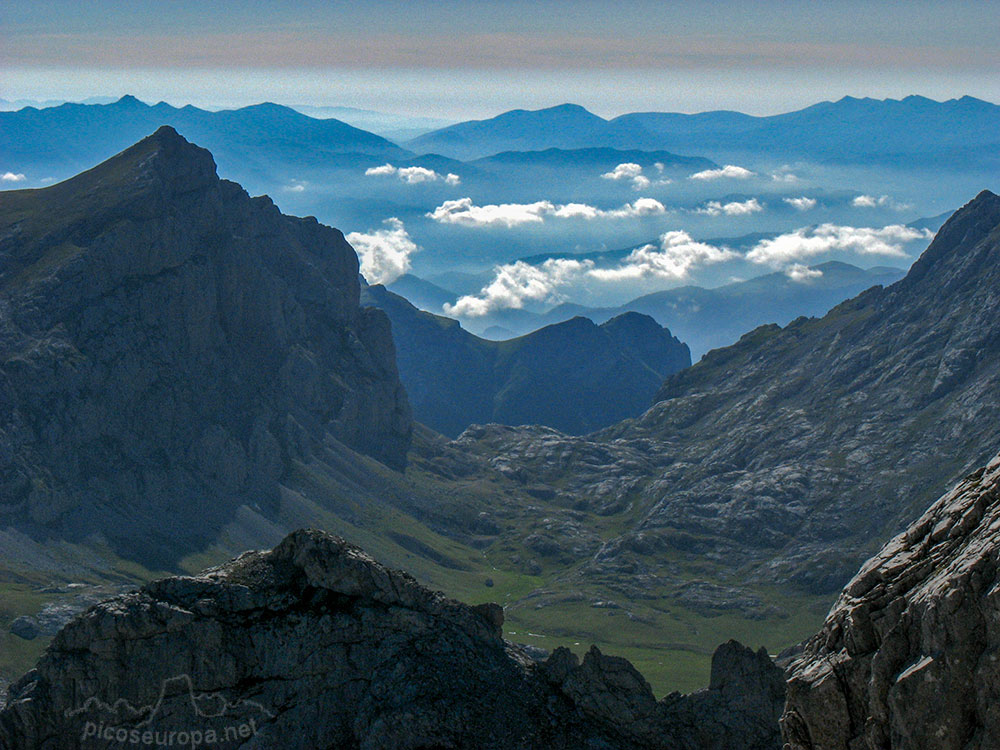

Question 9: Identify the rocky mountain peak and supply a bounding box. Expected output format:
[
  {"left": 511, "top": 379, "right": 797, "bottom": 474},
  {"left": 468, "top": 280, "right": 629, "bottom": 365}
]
[
  {"left": 783, "top": 450, "right": 1000, "bottom": 748},
  {"left": 901, "top": 189, "right": 1000, "bottom": 287},
  {"left": 0, "top": 130, "right": 412, "bottom": 568},
  {"left": 0, "top": 528, "right": 785, "bottom": 749}
]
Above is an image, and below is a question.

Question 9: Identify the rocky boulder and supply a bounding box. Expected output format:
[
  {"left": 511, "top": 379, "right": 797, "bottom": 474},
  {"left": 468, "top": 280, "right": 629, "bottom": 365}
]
[
  {"left": 782, "top": 450, "right": 1000, "bottom": 749},
  {"left": 0, "top": 529, "right": 785, "bottom": 749}
]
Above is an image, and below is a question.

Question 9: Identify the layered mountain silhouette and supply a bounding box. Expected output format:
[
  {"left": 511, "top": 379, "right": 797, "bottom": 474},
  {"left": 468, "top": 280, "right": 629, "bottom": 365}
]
[
  {"left": 408, "top": 96, "right": 1000, "bottom": 167},
  {"left": 362, "top": 284, "right": 690, "bottom": 436},
  {"left": 0, "top": 126, "right": 411, "bottom": 567},
  {"left": 0, "top": 96, "right": 408, "bottom": 186},
  {"left": 436, "top": 261, "right": 906, "bottom": 358},
  {"left": 459, "top": 190, "right": 1000, "bottom": 594}
]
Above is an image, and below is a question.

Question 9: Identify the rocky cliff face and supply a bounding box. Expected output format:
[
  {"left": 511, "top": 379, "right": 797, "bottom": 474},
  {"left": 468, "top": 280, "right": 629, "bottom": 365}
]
[
  {"left": 459, "top": 190, "right": 1000, "bottom": 602},
  {"left": 0, "top": 127, "right": 411, "bottom": 568},
  {"left": 363, "top": 283, "right": 690, "bottom": 437},
  {"left": 0, "top": 528, "right": 784, "bottom": 749},
  {"left": 782, "top": 450, "right": 1000, "bottom": 749}
]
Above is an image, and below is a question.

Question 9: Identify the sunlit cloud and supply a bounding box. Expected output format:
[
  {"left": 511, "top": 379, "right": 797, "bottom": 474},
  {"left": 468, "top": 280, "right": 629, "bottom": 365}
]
[
  {"left": 346, "top": 218, "right": 419, "bottom": 285},
  {"left": 445, "top": 257, "right": 593, "bottom": 316},
  {"left": 365, "top": 163, "right": 461, "bottom": 185},
  {"left": 785, "top": 264, "right": 824, "bottom": 281},
  {"left": 589, "top": 231, "right": 738, "bottom": 281},
  {"left": 690, "top": 164, "right": 754, "bottom": 180},
  {"left": 427, "top": 196, "right": 667, "bottom": 227},
  {"left": 783, "top": 196, "right": 817, "bottom": 211},
  {"left": 602, "top": 162, "right": 650, "bottom": 189},
  {"left": 746, "top": 224, "right": 931, "bottom": 267},
  {"left": 851, "top": 194, "right": 913, "bottom": 211},
  {"left": 446, "top": 230, "right": 735, "bottom": 316},
  {"left": 696, "top": 197, "right": 764, "bottom": 216},
  {"left": 1, "top": 172, "right": 26, "bottom": 182}
]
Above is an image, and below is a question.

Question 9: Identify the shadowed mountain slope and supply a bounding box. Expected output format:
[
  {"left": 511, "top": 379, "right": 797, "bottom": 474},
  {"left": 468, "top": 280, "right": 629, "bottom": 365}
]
[
  {"left": 459, "top": 190, "right": 1000, "bottom": 596},
  {"left": 362, "top": 284, "right": 690, "bottom": 436},
  {"left": 0, "top": 126, "right": 411, "bottom": 568}
]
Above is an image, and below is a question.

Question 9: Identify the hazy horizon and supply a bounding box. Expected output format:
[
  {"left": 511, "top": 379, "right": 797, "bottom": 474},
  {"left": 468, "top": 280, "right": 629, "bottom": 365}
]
[{"left": 4, "top": 0, "right": 998, "bottom": 119}]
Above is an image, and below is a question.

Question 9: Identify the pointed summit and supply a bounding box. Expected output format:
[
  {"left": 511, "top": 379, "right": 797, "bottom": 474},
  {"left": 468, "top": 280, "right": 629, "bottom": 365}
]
[{"left": 902, "top": 189, "right": 1000, "bottom": 286}]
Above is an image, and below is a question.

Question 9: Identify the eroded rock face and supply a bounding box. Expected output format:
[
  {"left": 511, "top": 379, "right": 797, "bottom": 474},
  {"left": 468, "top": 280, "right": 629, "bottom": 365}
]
[
  {"left": 0, "top": 529, "right": 785, "bottom": 749},
  {"left": 782, "top": 451, "right": 1000, "bottom": 749},
  {"left": 0, "top": 127, "right": 411, "bottom": 567}
]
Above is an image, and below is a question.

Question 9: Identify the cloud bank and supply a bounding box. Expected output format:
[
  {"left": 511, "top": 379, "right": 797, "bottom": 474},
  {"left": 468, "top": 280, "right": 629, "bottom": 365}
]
[
  {"left": 346, "top": 218, "right": 419, "bottom": 285},
  {"left": 690, "top": 165, "right": 755, "bottom": 180},
  {"left": 428, "top": 197, "right": 667, "bottom": 227},
  {"left": 366, "top": 163, "right": 460, "bottom": 185},
  {"left": 746, "top": 224, "right": 931, "bottom": 267},
  {"left": 446, "top": 231, "right": 735, "bottom": 316}
]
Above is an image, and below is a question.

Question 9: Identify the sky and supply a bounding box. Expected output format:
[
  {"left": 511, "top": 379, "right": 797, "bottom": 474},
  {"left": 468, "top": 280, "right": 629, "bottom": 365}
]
[{"left": 3, "top": 1, "right": 999, "bottom": 119}]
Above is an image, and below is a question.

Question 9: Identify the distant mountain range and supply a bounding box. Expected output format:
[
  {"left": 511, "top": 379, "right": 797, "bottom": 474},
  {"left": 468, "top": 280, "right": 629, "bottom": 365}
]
[
  {"left": 390, "top": 261, "right": 907, "bottom": 358},
  {"left": 0, "top": 95, "right": 408, "bottom": 187},
  {"left": 407, "top": 96, "right": 1000, "bottom": 168},
  {"left": 362, "top": 284, "right": 690, "bottom": 436}
]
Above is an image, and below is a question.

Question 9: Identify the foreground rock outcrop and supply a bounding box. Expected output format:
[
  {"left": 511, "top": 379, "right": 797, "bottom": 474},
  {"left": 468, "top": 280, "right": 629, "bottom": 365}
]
[
  {"left": 0, "top": 529, "right": 783, "bottom": 749},
  {"left": 782, "top": 450, "right": 1000, "bottom": 749}
]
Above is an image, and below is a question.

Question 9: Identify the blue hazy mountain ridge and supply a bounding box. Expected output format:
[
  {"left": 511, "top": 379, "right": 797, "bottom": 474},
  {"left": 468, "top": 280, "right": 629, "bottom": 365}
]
[
  {"left": 361, "top": 284, "right": 690, "bottom": 437},
  {"left": 0, "top": 95, "right": 410, "bottom": 186},
  {"left": 395, "top": 262, "right": 905, "bottom": 359},
  {"left": 407, "top": 96, "right": 1000, "bottom": 167},
  {"left": 470, "top": 146, "right": 714, "bottom": 171}
]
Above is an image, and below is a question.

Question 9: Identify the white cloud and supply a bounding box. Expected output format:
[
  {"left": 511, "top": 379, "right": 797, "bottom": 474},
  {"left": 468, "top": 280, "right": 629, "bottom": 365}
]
[
  {"left": 283, "top": 183, "right": 306, "bottom": 193},
  {"left": 589, "top": 231, "right": 738, "bottom": 281},
  {"left": 2, "top": 172, "right": 26, "bottom": 182},
  {"left": 445, "top": 230, "right": 735, "bottom": 316},
  {"left": 851, "top": 194, "right": 909, "bottom": 210},
  {"left": 746, "top": 224, "right": 931, "bottom": 267},
  {"left": 696, "top": 198, "right": 764, "bottom": 216},
  {"left": 445, "top": 258, "right": 593, "bottom": 317},
  {"left": 365, "top": 163, "right": 461, "bottom": 185},
  {"left": 602, "top": 162, "right": 650, "bottom": 189},
  {"left": 365, "top": 164, "right": 397, "bottom": 177},
  {"left": 690, "top": 164, "right": 755, "bottom": 180},
  {"left": 346, "top": 218, "right": 419, "bottom": 285},
  {"left": 427, "top": 197, "right": 667, "bottom": 227},
  {"left": 785, "top": 264, "right": 823, "bottom": 281},
  {"left": 784, "top": 196, "right": 817, "bottom": 211}
]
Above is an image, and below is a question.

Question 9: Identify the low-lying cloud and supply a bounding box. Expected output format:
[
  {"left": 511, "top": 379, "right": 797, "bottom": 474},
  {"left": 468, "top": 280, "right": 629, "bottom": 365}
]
[
  {"left": 602, "top": 162, "right": 651, "bottom": 190},
  {"left": 346, "top": 218, "right": 419, "bottom": 285},
  {"left": 589, "top": 231, "right": 738, "bottom": 281},
  {"left": 428, "top": 197, "right": 667, "bottom": 227},
  {"left": 445, "top": 258, "right": 593, "bottom": 316},
  {"left": 851, "top": 194, "right": 910, "bottom": 210},
  {"left": 690, "top": 165, "right": 755, "bottom": 180},
  {"left": 445, "top": 231, "right": 735, "bottom": 316},
  {"left": 366, "top": 163, "right": 460, "bottom": 185},
  {"left": 784, "top": 196, "right": 817, "bottom": 211},
  {"left": 2, "top": 172, "right": 26, "bottom": 182},
  {"left": 785, "top": 263, "right": 824, "bottom": 281},
  {"left": 696, "top": 198, "right": 764, "bottom": 216},
  {"left": 746, "top": 224, "right": 931, "bottom": 267}
]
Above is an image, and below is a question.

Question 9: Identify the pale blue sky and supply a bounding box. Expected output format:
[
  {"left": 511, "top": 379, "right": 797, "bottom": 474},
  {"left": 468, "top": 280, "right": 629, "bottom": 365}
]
[{"left": 3, "top": 1, "right": 998, "bottom": 117}]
